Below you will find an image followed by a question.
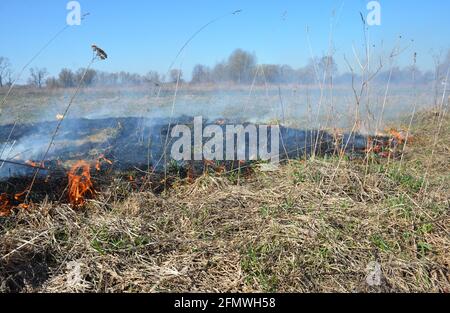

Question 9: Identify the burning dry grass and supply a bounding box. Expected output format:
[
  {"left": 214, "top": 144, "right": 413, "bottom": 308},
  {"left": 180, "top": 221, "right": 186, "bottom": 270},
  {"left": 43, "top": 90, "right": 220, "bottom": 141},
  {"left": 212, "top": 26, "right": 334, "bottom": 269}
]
[
  {"left": 0, "top": 110, "right": 449, "bottom": 293},
  {"left": 67, "top": 160, "right": 95, "bottom": 207}
]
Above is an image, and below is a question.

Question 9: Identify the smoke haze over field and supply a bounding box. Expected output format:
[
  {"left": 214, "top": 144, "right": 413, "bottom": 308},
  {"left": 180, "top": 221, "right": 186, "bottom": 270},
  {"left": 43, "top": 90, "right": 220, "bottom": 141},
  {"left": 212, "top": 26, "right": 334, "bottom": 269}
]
[{"left": 0, "top": 84, "right": 439, "bottom": 126}]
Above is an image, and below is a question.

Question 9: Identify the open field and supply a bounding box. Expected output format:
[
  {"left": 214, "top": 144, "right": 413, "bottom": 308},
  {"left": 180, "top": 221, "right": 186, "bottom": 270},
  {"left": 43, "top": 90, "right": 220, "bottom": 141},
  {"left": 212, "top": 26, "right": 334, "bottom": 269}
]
[
  {"left": 2, "top": 0, "right": 450, "bottom": 301},
  {"left": 0, "top": 108, "right": 448, "bottom": 293},
  {"left": 0, "top": 84, "right": 437, "bottom": 129}
]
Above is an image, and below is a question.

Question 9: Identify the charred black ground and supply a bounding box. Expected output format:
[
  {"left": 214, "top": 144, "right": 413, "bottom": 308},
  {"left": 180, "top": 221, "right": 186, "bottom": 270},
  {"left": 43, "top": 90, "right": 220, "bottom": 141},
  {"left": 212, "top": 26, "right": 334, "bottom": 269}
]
[{"left": 0, "top": 116, "right": 396, "bottom": 207}]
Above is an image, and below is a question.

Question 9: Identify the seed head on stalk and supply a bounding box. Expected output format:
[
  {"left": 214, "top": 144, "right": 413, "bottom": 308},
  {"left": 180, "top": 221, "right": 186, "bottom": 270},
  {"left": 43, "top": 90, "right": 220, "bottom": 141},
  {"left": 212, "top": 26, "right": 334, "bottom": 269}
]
[{"left": 91, "top": 44, "right": 108, "bottom": 60}]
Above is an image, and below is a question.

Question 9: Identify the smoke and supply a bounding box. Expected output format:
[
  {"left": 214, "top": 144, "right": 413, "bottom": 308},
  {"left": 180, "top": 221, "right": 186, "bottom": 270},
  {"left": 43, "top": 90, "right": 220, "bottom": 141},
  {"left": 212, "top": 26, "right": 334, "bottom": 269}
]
[{"left": 0, "top": 81, "right": 437, "bottom": 181}]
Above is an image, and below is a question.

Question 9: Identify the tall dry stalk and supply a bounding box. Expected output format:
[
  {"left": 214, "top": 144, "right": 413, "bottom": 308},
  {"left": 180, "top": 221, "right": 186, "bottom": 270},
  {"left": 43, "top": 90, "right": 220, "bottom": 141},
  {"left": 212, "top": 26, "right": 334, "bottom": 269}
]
[
  {"left": 317, "top": 14, "right": 383, "bottom": 202},
  {"left": 399, "top": 52, "right": 418, "bottom": 169},
  {"left": 24, "top": 53, "right": 99, "bottom": 202},
  {"left": 163, "top": 69, "right": 182, "bottom": 191}
]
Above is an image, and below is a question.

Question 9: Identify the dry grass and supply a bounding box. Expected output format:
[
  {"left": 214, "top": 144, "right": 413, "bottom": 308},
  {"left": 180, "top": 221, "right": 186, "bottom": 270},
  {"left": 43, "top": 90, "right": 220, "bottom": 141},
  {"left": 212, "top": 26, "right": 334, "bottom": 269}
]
[{"left": 0, "top": 110, "right": 449, "bottom": 293}]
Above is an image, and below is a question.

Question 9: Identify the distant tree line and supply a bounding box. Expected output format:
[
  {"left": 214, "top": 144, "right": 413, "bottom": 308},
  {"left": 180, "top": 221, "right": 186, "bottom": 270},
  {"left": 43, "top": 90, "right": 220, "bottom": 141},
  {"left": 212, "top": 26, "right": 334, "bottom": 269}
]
[
  {"left": 190, "top": 49, "right": 450, "bottom": 85},
  {"left": 45, "top": 68, "right": 166, "bottom": 88},
  {"left": 0, "top": 49, "right": 449, "bottom": 88},
  {"left": 191, "top": 49, "right": 337, "bottom": 85}
]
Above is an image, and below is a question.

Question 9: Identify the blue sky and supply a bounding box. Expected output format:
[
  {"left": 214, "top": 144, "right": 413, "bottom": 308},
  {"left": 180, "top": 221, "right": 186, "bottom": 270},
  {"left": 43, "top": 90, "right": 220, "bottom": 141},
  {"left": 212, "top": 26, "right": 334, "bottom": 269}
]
[{"left": 1, "top": 0, "right": 449, "bottom": 79}]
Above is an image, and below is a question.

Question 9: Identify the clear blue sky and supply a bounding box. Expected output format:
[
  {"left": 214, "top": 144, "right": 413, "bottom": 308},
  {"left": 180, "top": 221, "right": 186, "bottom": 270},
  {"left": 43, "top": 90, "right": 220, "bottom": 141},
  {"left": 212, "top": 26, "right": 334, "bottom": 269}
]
[{"left": 1, "top": 0, "right": 449, "bottom": 79}]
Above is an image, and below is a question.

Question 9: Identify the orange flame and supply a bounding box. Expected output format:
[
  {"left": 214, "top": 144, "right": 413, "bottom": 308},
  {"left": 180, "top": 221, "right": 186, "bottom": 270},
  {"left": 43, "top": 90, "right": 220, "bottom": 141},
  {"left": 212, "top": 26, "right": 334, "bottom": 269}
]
[
  {"left": 14, "top": 189, "right": 27, "bottom": 201},
  {"left": 389, "top": 129, "right": 413, "bottom": 145},
  {"left": 187, "top": 166, "right": 194, "bottom": 184},
  {"left": 0, "top": 193, "right": 12, "bottom": 217},
  {"left": 0, "top": 187, "right": 32, "bottom": 217},
  {"left": 95, "top": 154, "right": 113, "bottom": 171},
  {"left": 25, "top": 160, "right": 44, "bottom": 168},
  {"left": 68, "top": 161, "right": 95, "bottom": 206},
  {"left": 365, "top": 137, "right": 386, "bottom": 155}
]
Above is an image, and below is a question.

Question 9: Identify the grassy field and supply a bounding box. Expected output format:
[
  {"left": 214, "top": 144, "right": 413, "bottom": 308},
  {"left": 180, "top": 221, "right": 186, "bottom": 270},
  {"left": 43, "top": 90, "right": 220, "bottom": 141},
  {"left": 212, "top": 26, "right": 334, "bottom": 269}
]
[
  {"left": 0, "top": 109, "right": 448, "bottom": 293},
  {"left": 0, "top": 84, "right": 436, "bottom": 129}
]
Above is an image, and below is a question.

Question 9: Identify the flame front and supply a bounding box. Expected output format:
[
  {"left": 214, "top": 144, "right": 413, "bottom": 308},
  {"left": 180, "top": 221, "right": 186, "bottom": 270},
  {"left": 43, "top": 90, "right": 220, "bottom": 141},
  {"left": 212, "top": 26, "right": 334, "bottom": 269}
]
[
  {"left": 68, "top": 160, "right": 95, "bottom": 206},
  {"left": 0, "top": 193, "right": 11, "bottom": 217},
  {"left": 25, "top": 160, "right": 43, "bottom": 168},
  {"left": 95, "top": 154, "right": 113, "bottom": 171}
]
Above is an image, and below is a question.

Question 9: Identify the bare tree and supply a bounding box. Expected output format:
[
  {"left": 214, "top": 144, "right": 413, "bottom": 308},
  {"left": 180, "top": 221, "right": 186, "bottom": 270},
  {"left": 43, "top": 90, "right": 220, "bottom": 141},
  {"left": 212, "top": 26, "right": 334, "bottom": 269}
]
[
  {"left": 191, "top": 64, "right": 211, "bottom": 84},
  {"left": 279, "top": 65, "right": 296, "bottom": 83},
  {"left": 45, "top": 77, "right": 60, "bottom": 89},
  {"left": 58, "top": 68, "right": 76, "bottom": 88},
  {"left": 296, "top": 61, "right": 316, "bottom": 84},
  {"left": 118, "top": 71, "right": 144, "bottom": 85},
  {"left": 29, "top": 67, "right": 48, "bottom": 88},
  {"left": 0, "top": 57, "right": 11, "bottom": 88},
  {"left": 144, "top": 71, "right": 161, "bottom": 85},
  {"left": 170, "top": 69, "right": 183, "bottom": 83},
  {"left": 212, "top": 62, "right": 229, "bottom": 83},
  {"left": 4, "top": 67, "right": 13, "bottom": 86},
  {"left": 75, "top": 68, "right": 97, "bottom": 86},
  {"left": 259, "top": 64, "right": 281, "bottom": 84},
  {"left": 317, "top": 55, "right": 338, "bottom": 81},
  {"left": 95, "top": 71, "right": 119, "bottom": 86},
  {"left": 227, "top": 49, "right": 256, "bottom": 84}
]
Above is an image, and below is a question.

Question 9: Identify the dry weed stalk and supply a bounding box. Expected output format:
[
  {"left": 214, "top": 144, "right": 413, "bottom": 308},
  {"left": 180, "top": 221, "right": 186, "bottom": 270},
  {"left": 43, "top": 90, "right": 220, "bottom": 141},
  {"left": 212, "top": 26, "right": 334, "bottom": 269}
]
[{"left": 25, "top": 48, "right": 105, "bottom": 202}]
